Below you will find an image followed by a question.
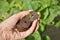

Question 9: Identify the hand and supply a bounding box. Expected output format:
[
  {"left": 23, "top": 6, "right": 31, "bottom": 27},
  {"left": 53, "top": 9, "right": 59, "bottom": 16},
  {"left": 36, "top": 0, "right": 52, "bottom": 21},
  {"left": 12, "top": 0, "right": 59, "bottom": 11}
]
[{"left": 0, "top": 10, "right": 39, "bottom": 40}]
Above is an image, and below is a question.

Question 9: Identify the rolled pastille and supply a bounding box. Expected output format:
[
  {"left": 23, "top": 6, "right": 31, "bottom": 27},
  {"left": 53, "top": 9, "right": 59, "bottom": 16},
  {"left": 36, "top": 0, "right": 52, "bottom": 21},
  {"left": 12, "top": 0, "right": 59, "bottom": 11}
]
[{"left": 16, "top": 11, "right": 39, "bottom": 32}]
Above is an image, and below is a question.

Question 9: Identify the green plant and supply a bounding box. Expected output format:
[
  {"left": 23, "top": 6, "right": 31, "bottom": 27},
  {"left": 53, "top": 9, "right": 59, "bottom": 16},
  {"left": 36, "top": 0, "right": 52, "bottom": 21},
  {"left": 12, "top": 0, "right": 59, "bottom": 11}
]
[{"left": 0, "top": 0, "right": 60, "bottom": 40}]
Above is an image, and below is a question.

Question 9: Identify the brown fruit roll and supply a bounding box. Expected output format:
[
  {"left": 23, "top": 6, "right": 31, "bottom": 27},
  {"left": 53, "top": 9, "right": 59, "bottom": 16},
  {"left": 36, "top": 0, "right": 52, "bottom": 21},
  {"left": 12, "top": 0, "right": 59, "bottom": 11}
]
[{"left": 16, "top": 11, "right": 38, "bottom": 32}]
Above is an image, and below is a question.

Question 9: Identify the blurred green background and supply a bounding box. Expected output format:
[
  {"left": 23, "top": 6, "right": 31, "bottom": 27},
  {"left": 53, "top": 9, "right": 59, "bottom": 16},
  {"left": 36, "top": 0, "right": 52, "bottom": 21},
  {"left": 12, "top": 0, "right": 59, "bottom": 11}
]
[{"left": 0, "top": 0, "right": 60, "bottom": 40}]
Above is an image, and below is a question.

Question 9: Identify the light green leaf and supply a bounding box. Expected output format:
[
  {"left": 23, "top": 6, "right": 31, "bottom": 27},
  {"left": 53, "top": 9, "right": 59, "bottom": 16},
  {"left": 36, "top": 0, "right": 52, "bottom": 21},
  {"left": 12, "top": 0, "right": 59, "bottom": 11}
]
[
  {"left": 9, "top": 0, "right": 15, "bottom": 8},
  {"left": 0, "top": 0, "right": 9, "bottom": 16},
  {"left": 43, "top": 8, "right": 49, "bottom": 19},
  {"left": 9, "top": 0, "right": 23, "bottom": 10},
  {"left": 0, "top": 13, "right": 10, "bottom": 23},
  {"left": 16, "top": 2, "right": 23, "bottom": 10},
  {"left": 51, "top": 0, "right": 58, "bottom": 5},
  {"left": 46, "top": 35, "right": 51, "bottom": 40},
  {"left": 55, "top": 21, "right": 60, "bottom": 27},
  {"left": 10, "top": 8, "right": 20, "bottom": 16}
]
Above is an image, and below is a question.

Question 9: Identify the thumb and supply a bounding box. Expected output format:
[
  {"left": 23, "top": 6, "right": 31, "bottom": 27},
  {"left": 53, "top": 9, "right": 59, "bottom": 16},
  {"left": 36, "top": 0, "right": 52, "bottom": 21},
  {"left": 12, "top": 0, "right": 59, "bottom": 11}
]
[{"left": 0, "top": 14, "right": 20, "bottom": 30}]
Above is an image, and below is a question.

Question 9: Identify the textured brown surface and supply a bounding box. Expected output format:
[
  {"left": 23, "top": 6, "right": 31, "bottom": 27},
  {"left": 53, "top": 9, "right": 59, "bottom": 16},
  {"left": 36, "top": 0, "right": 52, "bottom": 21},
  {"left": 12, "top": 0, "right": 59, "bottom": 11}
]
[
  {"left": 43, "top": 25, "right": 60, "bottom": 40},
  {"left": 16, "top": 11, "right": 38, "bottom": 32}
]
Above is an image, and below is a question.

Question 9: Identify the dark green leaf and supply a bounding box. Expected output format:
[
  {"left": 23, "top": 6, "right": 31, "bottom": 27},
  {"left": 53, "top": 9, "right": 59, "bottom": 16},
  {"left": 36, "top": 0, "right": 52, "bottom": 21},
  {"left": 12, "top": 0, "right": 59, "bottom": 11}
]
[
  {"left": 26, "top": 31, "right": 41, "bottom": 40},
  {"left": 40, "top": 23, "right": 45, "bottom": 32}
]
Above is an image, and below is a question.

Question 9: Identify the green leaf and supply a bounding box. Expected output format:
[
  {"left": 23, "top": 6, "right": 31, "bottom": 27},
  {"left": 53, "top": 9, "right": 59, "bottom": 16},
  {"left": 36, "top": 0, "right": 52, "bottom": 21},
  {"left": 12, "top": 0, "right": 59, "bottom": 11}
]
[
  {"left": 43, "top": 8, "right": 49, "bottom": 19},
  {"left": 0, "top": 18, "right": 3, "bottom": 23},
  {"left": 45, "top": 12, "right": 57, "bottom": 24},
  {"left": 13, "top": 0, "right": 21, "bottom": 3},
  {"left": 9, "top": 0, "right": 15, "bottom": 8},
  {"left": 40, "top": 0, "right": 58, "bottom": 6},
  {"left": 39, "top": 0, "right": 59, "bottom": 11},
  {"left": 31, "top": 1, "right": 41, "bottom": 10},
  {"left": 22, "top": 0, "right": 32, "bottom": 10},
  {"left": 40, "top": 0, "right": 51, "bottom": 6},
  {"left": 39, "top": 0, "right": 51, "bottom": 11},
  {"left": 9, "top": 0, "right": 23, "bottom": 10},
  {"left": 26, "top": 31, "right": 41, "bottom": 40},
  {"left": 0, "top": 0, "right": 9, "bottom": 22},
  {"left": 40, "top": 23, "right": 45, "bottom": 32},
  {"left": 56, "top": 11, "right": 60, "bottom": 15},
  {"left": 0, "top": 0, "right": 9, "bottom": 16},
  {"left": 51, "top": 0, "right": 58, "bottom": 5},
  {"left": 55, "top": 21, "right": 60, "bottom": 27},
  {"left": 16, "top": 2, "right": 23, "bottom": 10},
  {"left": 45, "top": 5, "right": 60, "bottom": 24},
  {"left": 10, "top": 8, "right": 20, "bottom": 16},
  {"left": 46, "top": 35, "right": 51, "bottom": 40}
]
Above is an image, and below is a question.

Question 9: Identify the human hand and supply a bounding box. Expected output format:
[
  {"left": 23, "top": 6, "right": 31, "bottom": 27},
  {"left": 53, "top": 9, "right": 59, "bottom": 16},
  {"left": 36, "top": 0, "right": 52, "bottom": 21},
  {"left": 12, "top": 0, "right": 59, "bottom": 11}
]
[{"left": 0, "top": 10, "right": 39, "bottom": 40}]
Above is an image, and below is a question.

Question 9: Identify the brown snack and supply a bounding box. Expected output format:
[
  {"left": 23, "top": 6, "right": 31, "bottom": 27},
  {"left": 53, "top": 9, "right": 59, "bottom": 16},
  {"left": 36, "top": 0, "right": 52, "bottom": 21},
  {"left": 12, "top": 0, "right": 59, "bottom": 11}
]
[{"left": 16, "top": 11, "right": 38, "bottom": 32}]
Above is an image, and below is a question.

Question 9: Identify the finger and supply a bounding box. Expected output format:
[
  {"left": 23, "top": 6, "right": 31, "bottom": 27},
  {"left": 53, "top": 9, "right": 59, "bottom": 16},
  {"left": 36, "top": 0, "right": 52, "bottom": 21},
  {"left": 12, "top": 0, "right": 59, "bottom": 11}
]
[
  {"left": 34, "top": 22, "right": 39, "bottom": 32},
  {"left": 19, "top": 19, "right": 38, "bottom": 39},
  {"left": 17, "top": 10, "right": 33, "bottom": 19},
  {"left": 0, "top": 14, "right": 20, "bottom": 30},
  {"left": 32, "top": 18, "right": 40, "bottom": 33},
  {"left": 0, "top": 10, "right": 33, "bottom": 30},
  {"left": 35, "top": 18, "right": 40, "bottom": 31}
]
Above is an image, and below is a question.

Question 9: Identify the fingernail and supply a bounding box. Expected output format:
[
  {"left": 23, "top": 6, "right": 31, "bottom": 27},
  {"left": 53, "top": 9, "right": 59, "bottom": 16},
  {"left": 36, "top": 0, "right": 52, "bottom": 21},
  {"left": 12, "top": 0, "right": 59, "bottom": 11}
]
[
  {"left": 37, "top": 12, "right": 40, "bottom": 15},
  {"left": 32, "top": 20, "right": 39, "bottom": 34}
]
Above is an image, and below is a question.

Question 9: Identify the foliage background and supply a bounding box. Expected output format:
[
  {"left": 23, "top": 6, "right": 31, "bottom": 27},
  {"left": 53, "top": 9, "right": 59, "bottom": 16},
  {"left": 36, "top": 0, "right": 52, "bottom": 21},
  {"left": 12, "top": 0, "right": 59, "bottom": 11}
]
[{"left": 0, "top": 0, "right": 60, "bottom": 40}]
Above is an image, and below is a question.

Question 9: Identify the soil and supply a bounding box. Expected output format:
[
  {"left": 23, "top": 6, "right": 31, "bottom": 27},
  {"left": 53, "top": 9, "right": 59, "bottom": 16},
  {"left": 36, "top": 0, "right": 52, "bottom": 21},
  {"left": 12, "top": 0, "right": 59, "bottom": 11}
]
[
  {"left": 43, "top": 25, "right": 60, "bottom": 40},
  {"left": 16, "top": 11, "right": 38, "bottom": 32}
]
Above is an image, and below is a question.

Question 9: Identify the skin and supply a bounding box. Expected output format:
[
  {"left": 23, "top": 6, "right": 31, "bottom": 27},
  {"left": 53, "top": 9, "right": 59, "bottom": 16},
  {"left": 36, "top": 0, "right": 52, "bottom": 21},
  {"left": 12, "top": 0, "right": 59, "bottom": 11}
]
[{"left": 0, "top": 10, "right": 39, "bottom": 40}]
